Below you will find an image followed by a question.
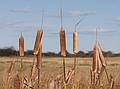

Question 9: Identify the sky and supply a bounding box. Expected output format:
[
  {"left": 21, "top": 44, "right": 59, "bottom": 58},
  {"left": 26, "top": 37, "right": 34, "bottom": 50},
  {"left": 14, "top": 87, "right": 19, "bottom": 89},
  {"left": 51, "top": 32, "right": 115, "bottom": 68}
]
[{"left": 0, "top": 0, "right": 120, "bottom": 53}]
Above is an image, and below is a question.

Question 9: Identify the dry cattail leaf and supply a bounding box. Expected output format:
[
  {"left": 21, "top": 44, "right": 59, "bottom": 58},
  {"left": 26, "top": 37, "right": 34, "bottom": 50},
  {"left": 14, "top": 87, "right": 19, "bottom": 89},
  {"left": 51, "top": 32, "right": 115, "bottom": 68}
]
[
  {"left": 7, "top": 60, "right": 15, "bottom": 75},
  {"left": 96, "top": 53, "right": 102, "bottom": 74},
  {"left": 14, "top": 74, "right": 21, "bottom": 89},
  {"left": 73, "top": 31, "right": 78, "bottom": 54},
  {"left": 30, "top": 58, "right": 37, "bottom": 79},
  {"left": 60, "top": 27, "right": 66, "bottom": 57},
  {"left": 90, "top": 68, "right": 93, "bottom": 84},
  {"left": 92, "top": 42, "right": 98, "bottom": 72},
  {"left": 98, "top": 43, "right": 107, "bottom": 67},
  {"left": 66, "top": 69, "right": 75, "bottom": 83},
  {"left": 2, "top": 60, "right": 15, "bottom": 89},
  {"left": 19, "top": 33, "right": 24, "bottom": 57},
  {"left": 34, "top": 29, "right": 43, "bottom": 55},
  {"left": 27, "top": 58, "right": 37, "bottom": 89}
]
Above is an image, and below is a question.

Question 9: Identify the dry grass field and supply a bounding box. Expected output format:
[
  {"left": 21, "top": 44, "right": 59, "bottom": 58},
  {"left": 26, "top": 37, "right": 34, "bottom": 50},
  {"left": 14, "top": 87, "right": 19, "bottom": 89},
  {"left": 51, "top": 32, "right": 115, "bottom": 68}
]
[{"left": 0, "top": 57, "right": 120, "bottom": 89}]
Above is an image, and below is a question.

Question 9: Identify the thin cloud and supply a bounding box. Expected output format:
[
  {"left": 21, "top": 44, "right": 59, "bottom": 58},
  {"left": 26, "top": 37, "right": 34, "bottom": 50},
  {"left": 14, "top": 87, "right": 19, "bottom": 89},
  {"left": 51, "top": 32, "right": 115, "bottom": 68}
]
[
  {"left": 77, "top": 28, "right": 117, "bottom": 33},
  {"left": 10, "top": 8, "right": 32, "bottom": 13},
  {"left": 108, "top": 16, "right": 120, "bottom": 22},
  {"left": 48, "top": 10, "right": 95, "bottom": 17},
  {"left": 0, "top": 21, "right": 39, "bottom": 30},
  {"left": 68, "top": 10, "right": 81, "bottom": 16},
  {"left": 107, "top": 17, "right": 120, "bottom": 26},
  {"left": 68, "top": 10, "right": 96, "bottom": 16},
  {"left": 115, "top": 17, "right": 120, "bottom": 22}
]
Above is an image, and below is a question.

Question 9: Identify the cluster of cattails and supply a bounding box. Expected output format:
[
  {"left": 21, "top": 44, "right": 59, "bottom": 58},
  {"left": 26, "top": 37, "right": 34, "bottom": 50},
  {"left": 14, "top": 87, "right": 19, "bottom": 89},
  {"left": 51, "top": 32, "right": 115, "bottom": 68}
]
[
  {"left": 91, "top": 41, "right": 108, "bottom": 86},
  {"left": 2, "top": 25, "right": 114, "bottom": 89},
  {"left": 19, "top": 33, "right": 24, "bottom": 57},
  {"left": 92, "top": 41, "right": 106, "bottom": 74},
  {"left": 60, "top": 26, "right": 66, "bottom": 57}
]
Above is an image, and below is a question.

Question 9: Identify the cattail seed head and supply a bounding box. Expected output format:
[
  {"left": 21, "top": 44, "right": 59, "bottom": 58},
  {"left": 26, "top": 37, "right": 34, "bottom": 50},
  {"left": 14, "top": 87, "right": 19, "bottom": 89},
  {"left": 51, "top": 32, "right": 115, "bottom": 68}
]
[
  {"left": 34, "top": 29, "right": 43, "bottom": 55},
  {"left": 73, "top": 31, "right": 78, "bottom": 54},
  {"left": 19, "top": 33, "right": 24, "bottom": 57},
  {"left": 60, "top": 27, "right": 66, "bottom": 57}
]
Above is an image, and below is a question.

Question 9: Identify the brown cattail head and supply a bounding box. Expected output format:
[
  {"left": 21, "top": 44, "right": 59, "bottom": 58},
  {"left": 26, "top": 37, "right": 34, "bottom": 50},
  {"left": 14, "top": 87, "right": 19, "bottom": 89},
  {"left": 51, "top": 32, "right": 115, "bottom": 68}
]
[
  {"left": 19, "top": 33, "right": 24, "bottom": 57},
  {"left": 34, "top": 29, "right": 43, "bottom": 55},
  {"left": 60, "top": 26, "right": 66, "bottom": 57},
  {"left": 73, "top": 31, "right": 78, "bottom": 54}
]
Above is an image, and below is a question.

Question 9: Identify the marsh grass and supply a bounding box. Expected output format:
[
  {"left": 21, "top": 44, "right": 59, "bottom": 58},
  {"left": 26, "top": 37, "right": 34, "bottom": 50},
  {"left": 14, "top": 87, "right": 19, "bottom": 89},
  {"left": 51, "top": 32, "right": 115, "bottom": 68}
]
[{"left": 0, "top": 57, "right": 120, "bottom": 89}]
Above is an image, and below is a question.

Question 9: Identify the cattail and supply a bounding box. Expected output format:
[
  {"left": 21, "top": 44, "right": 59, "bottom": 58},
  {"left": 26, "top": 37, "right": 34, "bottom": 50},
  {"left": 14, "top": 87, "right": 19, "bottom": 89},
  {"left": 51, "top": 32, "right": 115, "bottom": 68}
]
[
  {"left": 60, "top": 27, "right": 66, "bottom": 57},
  {"left": 73, "top": 31, "right": 78, "bottom": 54},
  {"left": 19, "top": 33, "right": 24, "bottom": 57},
  {"left": 34, "top": 29, "right": 43, "bottom": 55}
]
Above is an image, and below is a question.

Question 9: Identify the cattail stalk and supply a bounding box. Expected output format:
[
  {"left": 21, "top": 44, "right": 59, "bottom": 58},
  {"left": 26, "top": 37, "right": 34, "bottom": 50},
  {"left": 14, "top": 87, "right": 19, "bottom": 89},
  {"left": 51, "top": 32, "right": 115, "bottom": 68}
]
[
  {"left": 36, "top": 45, "right": 42, "bottom": 89},
  {"left": 60, "top": 27, "right": 67, "bottom": 88},
  {"left": 72, "top": 31, "right": 78, "bottom": 89},
  {"left": 19, "top": 33, "right": 25, "bottom": 89},
  {"left": 73, "top": 31, "right": 78, "bottom": 69}
]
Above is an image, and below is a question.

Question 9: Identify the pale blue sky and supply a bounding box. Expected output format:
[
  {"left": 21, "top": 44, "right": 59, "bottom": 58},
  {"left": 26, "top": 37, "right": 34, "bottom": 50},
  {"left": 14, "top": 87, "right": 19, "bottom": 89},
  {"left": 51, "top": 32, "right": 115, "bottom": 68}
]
[{"left": 0, "top": 0, "right": 120, "bottom": 53}]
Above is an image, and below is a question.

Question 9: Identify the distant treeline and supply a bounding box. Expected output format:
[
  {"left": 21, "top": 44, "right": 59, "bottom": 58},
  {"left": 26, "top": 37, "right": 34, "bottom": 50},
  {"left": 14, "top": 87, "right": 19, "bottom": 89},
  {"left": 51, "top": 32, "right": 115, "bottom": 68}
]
[{"left": 0, "top": 46, "right": 120, "bottom": 57}]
